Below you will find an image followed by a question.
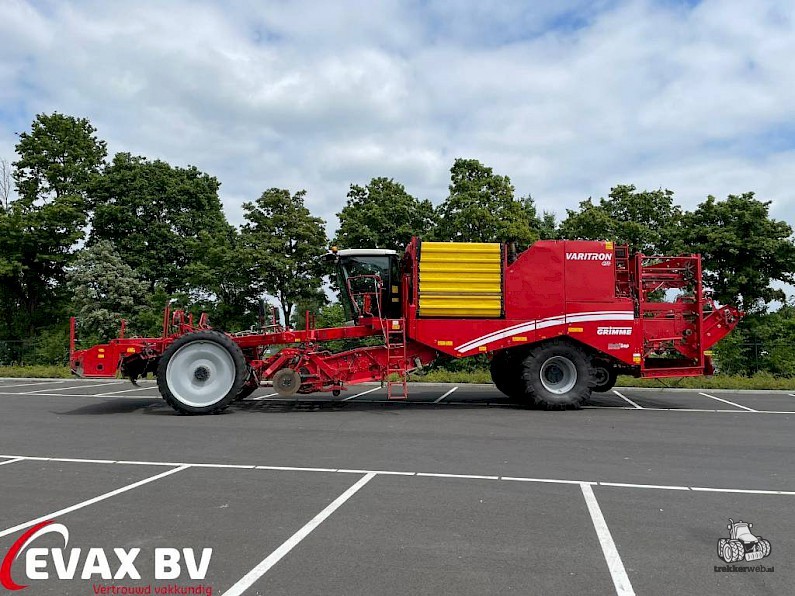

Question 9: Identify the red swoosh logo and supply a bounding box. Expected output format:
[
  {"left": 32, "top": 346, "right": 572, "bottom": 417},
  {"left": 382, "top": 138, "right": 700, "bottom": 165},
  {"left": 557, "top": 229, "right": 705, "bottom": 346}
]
[{"left": 0, "top": 520, "right": 55, "bottom": 591}]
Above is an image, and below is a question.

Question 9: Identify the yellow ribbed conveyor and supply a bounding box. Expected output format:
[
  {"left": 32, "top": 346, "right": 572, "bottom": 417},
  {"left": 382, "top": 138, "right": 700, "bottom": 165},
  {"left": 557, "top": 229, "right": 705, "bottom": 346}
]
[{"left": 418, "top": 242, "right": 503, "bottom": 317}]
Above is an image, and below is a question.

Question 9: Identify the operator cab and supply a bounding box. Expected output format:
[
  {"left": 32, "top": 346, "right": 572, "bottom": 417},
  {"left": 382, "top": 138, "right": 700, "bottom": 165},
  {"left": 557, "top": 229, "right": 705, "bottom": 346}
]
[{"left": 324, "top": 248, "right": 401, "bottom": 321}]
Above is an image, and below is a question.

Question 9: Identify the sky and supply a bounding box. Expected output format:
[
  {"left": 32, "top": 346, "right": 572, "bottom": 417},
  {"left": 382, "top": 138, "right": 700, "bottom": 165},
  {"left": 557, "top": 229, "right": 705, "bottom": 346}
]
[{"left": 1, "top": 0, "right": 794, "bottom": 237}]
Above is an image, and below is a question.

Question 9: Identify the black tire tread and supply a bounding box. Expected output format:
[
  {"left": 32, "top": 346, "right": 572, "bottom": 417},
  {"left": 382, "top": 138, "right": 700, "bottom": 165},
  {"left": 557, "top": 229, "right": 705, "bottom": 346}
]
[
  {"left": 521, "top": 338, "right": 595, "bottom": 409},
  {"left": 729, "top": 540, "right": 744, "bottom": 563}
]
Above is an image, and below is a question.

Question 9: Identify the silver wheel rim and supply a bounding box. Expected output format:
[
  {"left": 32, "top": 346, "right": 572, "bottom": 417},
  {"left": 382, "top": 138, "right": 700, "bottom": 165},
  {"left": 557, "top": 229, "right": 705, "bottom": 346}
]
[
  {"left": 166, "top": 341, "right": 236, "bottom": 407},
  {"left": 540, "top": 356, "right": 577, "bottom": 394}
]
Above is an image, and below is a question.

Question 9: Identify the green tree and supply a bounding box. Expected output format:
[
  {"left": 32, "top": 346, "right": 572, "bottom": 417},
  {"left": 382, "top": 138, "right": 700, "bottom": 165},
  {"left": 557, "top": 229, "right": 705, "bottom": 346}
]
[
  {"left": 241, "top": 188, "right": 328, "bottom": 326},
  {"left": 434, "top": 159, "right": 541, "bottom": 246},
  {"left": 711, "top": 329, "right": 748, "bottom": 376},
  {"left": 14, "top": 113, "right": 107, "bottom": 204},
  {"left": 291, "top": 288, "right": 329, "bottom": 330},
  {"left": 334, "top": 177, "right": 436, "bottom": 249},
  {"left": 2, "top": 113, "right": 106, "bottom": 337},
  {"left": 559, "top": 185, "right": 682, "bottom": 253},
  {"left": 0, "top": 208, "right": 23, "bottom": 337},
  {"left": 89, "top": 152, "right": 229, "bottom": 293},
  {"left": 186, "top": 224, "right": 261, "bottom": 331},
  {"left": 681, "top": 193, "right": 795, "bottom": 312},
  {"left": 537, "top": 210, "right": 558, "bottom": 240},
  {"left": 66, "top": 240, "right": 150, "bottom": 343}
]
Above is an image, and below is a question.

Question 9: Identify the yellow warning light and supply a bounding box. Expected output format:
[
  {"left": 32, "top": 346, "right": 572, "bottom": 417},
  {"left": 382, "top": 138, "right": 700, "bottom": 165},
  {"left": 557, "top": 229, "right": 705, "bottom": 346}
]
[
  {"left": 330, "top": 246, "right": 338, "bottom": 254},
  {"left": 126, "top": 347, "right": 136, "bottom": 353}
]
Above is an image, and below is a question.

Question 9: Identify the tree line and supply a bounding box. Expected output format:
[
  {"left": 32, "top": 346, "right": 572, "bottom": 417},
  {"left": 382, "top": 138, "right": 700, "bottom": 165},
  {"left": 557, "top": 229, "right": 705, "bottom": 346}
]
[{"left": 1, "top": 112, "right": 794, "bottom": 375}]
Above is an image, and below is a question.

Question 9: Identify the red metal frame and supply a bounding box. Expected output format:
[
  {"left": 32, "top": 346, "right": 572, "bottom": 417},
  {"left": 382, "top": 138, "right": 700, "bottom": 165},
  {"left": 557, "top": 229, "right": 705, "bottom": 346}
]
[{"left": 71, "top": 238, "right": 742, "bottom": 395}]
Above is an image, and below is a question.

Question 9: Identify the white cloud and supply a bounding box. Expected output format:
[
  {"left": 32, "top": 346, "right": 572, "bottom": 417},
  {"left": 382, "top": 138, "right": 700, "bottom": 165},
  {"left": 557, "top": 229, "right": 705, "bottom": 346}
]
[{"left": 0, "top": 0, "right": 793, "bottom": 236}]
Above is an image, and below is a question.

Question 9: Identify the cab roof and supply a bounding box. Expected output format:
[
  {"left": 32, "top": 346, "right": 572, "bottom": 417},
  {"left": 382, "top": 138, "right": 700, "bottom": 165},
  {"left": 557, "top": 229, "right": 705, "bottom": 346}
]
[{"left": 335, "top": 249, "right": 397, "bottom": 257}]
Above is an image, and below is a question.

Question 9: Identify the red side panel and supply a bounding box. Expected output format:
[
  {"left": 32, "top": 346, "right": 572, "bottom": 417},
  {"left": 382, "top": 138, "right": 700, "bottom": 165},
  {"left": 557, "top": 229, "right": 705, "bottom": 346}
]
[
  {"left": 563, "top": 240, "right": 617, "bottom": 303},
  {"left": 504, "top": 241, "right": 564, "bottom": 321},
  {"left": 72, "top": 344, "right": 121, "bottom": 377},
  {"left": 409, "top": 239, "right": 641, "bottom": 365}
]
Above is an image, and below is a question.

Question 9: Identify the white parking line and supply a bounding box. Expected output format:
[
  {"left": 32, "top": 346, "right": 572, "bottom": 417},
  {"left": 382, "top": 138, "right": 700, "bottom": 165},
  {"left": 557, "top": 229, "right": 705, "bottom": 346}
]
[
  {"left": 0, "top": 457, "right": 24, "bottom": 467},
  {"left": 689, "top": 487, "right": 795, "bottom": 495},
  {"left": 0, "top": 380, "right": 69, "bottom": 389},
  {"left": 25, "top": 381, "right": 124, "bottom": 394},
  {"left": 256, "top": 465, "right": 338, "bottom": 473},
  {"left": 434, "top": 386, "right": 458, "bottom": 403},
  {"left": 581, "top": 483, "right": 635, "bottom": 595},
  {"left": 417, "top": 472, "right": 499, "bottom": 480},
  {"left": 599, "top": 482, "right": 689, "bottom": 491},
  {"left": 341, "top": 386, "right": 381, "bottom": 401},
  {"left": 97, "top": 385, "right": 159, "bottom": 396},
  {"left": 222, "top": 473, "right": 376, "bottom": 596},
  {"left": 612, "top": 390, "right": 642, "bottom": 409},
  {"left": 0, "top": 391, "right": 161, "bottom": 399},
  {"left": 502, "top": 476, "right": 591, "bottom": 485},
  {"left": 336, "top": 469, "right": 415, "bottom": 476},
  {"left": 0, "top": 466, "right": 188, "bottom": 539},
  {"left": 698, "top": 392, "right": 757, "bottom": 412},
  {"left": 250, "top": 393, "right": 278, "bottom": 401},
  {"left": 2, "top": 454, "right": 793, "bottom": 496},
  {"left": 592, "top": 406, "right": 795, "bottom": 414}
]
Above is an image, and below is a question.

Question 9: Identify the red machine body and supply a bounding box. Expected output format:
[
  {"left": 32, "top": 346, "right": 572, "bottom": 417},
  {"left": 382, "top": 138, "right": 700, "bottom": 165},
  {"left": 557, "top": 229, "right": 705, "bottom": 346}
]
[{"left": 71, "top": 238, "right": 741, "bottom": 411}]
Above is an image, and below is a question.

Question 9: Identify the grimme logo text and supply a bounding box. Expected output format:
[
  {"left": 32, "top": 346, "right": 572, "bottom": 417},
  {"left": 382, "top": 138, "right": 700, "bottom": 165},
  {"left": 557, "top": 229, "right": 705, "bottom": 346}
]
[
  {"left": 0, "top": 520, "right": 212, "bottom": 592},
  {"left": 597, "top": 327, "right": 632, "bottom": 336}
]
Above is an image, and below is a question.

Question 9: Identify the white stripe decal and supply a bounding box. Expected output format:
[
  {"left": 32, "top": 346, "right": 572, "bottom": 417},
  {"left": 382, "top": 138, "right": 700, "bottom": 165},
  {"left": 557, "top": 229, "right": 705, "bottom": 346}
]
[
  {"left": 456, "top": 322, "right": 538, "bottom": 352},
  {"left": 455, "top": 311, "right": 634, "bottom": 353},
  {"left": 456, "top": 319, "right": 539, "bottom": 349}
]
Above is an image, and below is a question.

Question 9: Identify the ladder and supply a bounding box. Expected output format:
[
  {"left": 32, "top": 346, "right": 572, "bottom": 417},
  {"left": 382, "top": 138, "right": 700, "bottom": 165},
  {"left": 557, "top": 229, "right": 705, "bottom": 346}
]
[{"left": 384, "top": 319, "right": 408, "bottom": 399}]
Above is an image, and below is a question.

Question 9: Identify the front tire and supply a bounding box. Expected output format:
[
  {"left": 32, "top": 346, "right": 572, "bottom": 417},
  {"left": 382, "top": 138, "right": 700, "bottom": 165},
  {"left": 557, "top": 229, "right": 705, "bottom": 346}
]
[
  {"left": 592, "top": 363, "right": 618, "bottom": 393},
  {"left": 521, "top": 339, "right": 594, "bottom": 409},
  {"left": 759, "top": 539, "right": 771, "bottom": 557},
  {"left": 157, "top": 331, "right": 246, "bottom": 415}
]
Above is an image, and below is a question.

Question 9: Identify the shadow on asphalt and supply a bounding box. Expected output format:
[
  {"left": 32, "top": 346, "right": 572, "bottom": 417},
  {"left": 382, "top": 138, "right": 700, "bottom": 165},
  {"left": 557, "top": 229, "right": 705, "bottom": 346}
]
[{"left": 53, "top": 397, "right": 599, "bottom": 416}]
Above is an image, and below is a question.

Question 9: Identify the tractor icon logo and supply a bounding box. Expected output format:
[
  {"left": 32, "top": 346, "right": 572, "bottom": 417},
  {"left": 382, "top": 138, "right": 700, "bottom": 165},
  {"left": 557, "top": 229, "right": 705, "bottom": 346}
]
[{"left": 717, "top": 519, "right": 772, "bottom": 563}]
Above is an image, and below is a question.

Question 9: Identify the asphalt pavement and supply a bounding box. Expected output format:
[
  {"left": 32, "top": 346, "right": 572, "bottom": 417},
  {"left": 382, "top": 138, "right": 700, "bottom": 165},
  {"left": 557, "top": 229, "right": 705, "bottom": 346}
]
[{"left": 0, "top": 378, "right": 792, "bottom": 595}]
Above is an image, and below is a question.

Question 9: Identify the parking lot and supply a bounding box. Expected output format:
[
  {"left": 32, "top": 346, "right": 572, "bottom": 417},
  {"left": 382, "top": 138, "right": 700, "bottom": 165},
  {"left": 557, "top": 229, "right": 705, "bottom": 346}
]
[{"left": 0, "top": 378, "right": 792, "bottom": 595}]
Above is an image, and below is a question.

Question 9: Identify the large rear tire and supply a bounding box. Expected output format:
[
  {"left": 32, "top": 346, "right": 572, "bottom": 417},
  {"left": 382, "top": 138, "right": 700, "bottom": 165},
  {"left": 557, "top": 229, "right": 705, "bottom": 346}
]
[
  {"left": 157, "top": 330, "right": 246, "bottom": 415},
  {"left": 521, "top": 339, "right": 594, "bottom": 409},
  {"left": 490, "top": 350, "right": 527, "bottom": 400},
  {"left": 717, "top": 538, "right": 727, "bottom": 560}
]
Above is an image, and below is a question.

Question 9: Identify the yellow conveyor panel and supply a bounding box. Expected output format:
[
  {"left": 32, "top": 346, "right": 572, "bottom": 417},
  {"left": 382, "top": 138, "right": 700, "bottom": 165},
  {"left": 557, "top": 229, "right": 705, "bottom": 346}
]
[{"left": 418, "top": 242, "right": 503, "bottom": 317}]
